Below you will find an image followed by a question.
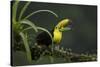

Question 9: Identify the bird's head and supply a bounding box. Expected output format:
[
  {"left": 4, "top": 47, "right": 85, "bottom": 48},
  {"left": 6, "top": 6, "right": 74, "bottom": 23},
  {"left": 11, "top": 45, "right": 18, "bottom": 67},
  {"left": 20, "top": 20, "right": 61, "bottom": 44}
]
[{"left": 55, "top": 18, "right": 72, "bottom": 32}]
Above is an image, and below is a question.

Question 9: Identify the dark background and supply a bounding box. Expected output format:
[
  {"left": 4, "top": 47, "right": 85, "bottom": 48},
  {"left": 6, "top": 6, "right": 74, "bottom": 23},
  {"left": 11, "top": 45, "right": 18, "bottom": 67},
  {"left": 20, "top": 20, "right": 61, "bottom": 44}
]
[
  {"left": 12, "top": 1, "right": 97, "bottom": 65},
  {"left": 17, "top": 1, "right": 97, "bottom": 53}
]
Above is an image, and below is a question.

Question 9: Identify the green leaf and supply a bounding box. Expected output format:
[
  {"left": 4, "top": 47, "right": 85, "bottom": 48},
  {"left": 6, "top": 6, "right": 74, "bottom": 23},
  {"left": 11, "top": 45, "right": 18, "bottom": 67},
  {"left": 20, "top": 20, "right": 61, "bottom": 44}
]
[
  {"left": 19, "top": 32, "right": 32, "bottom": 63},
  {"left": 20, "top": 20, "right": 38, "bottom": 32},
  {"left": 12, "top": 1, "right": 19, "bottom": 23},
  {"left": 23, "top": 10, "right": 58, "bottom": 20},
  {"left": 18, "top": 2, "right": 31, "bottom": 21}
]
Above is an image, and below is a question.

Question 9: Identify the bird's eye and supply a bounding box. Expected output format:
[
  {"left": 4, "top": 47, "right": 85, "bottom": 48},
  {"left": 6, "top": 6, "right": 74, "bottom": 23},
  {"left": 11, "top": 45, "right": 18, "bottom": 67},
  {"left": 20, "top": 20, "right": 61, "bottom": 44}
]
[{"left": 68, "top": 20, "right": 72, "bottom": 25}]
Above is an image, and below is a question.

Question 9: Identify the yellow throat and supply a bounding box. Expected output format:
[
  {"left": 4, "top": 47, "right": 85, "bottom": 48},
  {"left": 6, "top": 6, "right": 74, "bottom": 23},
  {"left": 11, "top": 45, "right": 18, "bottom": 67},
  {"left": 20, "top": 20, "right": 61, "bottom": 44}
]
[{"left": 53, "top": 28, "right": 62, "bottom": 44}]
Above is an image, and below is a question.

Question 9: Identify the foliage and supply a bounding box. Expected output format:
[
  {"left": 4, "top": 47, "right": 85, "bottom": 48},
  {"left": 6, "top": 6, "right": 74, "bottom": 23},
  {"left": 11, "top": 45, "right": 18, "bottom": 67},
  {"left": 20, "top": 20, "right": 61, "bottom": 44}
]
[
  {"left": 12, "top": 0, "right": 97, "bottom": 65},
  {"left": 12, "top": 0, "right": 58, "bottom": 63},
  {"left": 31, "top": 46, "right": 96, "bottom": 63}
]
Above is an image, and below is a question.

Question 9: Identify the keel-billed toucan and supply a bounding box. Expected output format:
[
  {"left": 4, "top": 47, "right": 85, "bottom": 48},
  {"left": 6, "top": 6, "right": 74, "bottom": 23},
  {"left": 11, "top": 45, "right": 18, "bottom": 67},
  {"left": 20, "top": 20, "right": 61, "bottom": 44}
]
[
  {"left": 36, "top": 18, "right": 72, "bottom": 49},
  {"left": 31, "top": 18, "right": 71, "bottom": 60}
]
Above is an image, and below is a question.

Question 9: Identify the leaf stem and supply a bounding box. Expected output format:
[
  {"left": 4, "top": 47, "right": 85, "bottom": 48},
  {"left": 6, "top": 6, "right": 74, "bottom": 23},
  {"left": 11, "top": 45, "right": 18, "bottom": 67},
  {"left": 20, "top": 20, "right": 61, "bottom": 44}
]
[
  {"left": 23, "top": 10, "right": 58, "bottom": 20},
  {"left": 12, "top": 1, "right": 19, "bottom": 23},
  {"left": 19, "top": 32, "right": 32, "bottom": 63},
  {"left": 18, "top": 2, "right": 31, "bottom": 21}
]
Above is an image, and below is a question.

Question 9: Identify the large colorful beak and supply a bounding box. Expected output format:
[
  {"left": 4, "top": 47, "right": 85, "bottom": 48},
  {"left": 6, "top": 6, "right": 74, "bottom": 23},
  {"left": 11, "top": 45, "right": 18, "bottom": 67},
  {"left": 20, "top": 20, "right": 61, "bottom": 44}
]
[{"left": 59, "top": 19, "right": 72, "bottom": 32}]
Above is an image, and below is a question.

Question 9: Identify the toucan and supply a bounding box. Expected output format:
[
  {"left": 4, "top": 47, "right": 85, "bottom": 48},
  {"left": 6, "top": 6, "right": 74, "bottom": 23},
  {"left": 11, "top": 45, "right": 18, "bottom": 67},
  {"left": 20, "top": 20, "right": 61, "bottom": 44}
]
[
  {"left": 36, "top": 18, "right": 71, "bottom": 50},
  {"left": 31, "top": 18, "right": 72, "bottom": 60}
]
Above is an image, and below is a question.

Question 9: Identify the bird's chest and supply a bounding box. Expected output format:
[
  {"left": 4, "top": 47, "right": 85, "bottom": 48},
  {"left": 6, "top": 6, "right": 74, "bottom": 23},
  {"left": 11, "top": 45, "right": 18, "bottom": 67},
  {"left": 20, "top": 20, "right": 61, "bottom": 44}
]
[{"left": 53, "top": 30, "right": 62, "bottom": 44}]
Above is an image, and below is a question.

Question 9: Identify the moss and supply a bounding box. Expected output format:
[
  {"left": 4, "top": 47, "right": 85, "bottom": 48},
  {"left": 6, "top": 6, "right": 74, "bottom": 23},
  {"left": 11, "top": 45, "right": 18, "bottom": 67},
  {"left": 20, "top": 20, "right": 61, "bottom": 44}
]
[{"left": 29, "top": 46, "right": 97, "bottom": 62}]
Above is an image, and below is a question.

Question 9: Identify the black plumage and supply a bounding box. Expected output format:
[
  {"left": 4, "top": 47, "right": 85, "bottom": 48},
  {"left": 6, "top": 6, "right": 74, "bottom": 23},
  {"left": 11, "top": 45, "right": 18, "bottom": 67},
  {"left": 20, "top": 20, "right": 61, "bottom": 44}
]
[
  {"left": 36, "top": 29, "right": 54, "bottom": 47},
  {"left": 30, "top": 30, "right": 53, "bottom": 60}
]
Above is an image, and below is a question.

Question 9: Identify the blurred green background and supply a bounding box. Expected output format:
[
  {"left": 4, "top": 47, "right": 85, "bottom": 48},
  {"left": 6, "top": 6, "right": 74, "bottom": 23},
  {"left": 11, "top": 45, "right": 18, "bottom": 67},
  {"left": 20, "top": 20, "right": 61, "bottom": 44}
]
[{"left": 12, "top": 1, "right": 97, "bottom": 66}]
